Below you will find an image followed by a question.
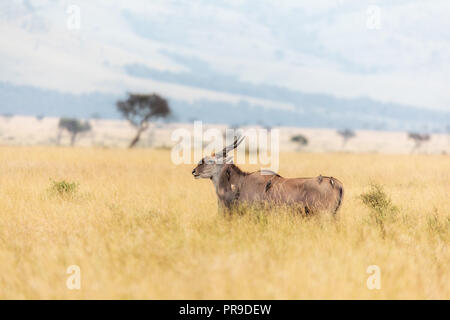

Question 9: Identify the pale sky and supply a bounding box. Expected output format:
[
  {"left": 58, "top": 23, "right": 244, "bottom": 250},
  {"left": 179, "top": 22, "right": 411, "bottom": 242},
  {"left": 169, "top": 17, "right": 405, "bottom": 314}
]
[{"left": 1, "top": 0, "right": 449, "bottom": 111}]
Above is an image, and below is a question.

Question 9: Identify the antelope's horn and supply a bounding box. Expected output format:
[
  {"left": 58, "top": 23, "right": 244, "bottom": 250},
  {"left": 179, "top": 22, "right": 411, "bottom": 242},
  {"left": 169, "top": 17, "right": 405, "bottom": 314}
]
[{"left": 217, "top": 135, "right": 245, "bottom": 158}]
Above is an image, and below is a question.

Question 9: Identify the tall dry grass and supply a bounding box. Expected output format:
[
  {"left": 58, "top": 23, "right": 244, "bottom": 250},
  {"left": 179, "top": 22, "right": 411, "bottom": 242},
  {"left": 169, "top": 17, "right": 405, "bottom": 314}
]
[{"left": 0, "top": 146, "right": 448, "bottom": 299}]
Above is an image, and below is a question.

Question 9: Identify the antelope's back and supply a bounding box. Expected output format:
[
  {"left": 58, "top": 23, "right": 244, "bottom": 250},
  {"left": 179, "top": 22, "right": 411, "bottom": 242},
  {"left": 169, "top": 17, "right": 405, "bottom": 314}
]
[
  {"left": 277, "top": 175, "right": 344, "bottom": 212},
  {"left": 238, "top": 171, "right": 344, "bottom": 213}
]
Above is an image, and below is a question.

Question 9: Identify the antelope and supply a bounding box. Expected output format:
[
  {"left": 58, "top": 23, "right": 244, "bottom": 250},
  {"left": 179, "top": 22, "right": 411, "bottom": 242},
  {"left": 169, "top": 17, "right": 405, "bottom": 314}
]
[{"left": 192, "top": 136, "right": 344, "bottom": 214}]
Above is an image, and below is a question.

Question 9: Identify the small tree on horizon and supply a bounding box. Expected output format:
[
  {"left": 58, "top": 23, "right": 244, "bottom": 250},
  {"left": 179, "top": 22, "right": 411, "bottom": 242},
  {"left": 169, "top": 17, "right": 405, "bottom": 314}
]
[
  {"left": 117, "top": 93, "right": 171, "bottom": 148},
  {"left": 291, "top": 134, "right": 308, "bottom": 151},
  {"left": 408, "top": 132, "right": 430, "bottom": 151},
  {"left": 337, "top": 129, "right": 356, "bottom": 147},
  {"left": 58, "top": 118, "right": 91, "bottom": 146}
]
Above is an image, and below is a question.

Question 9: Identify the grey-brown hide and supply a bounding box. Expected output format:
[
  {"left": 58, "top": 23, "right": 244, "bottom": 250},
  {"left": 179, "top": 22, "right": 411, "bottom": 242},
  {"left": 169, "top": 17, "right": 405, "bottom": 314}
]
[
  {"left": 192, "top": 136, "right": 344, "bottom": 214},
  {"left": 218, "top": 164, "right": 344, "bottom": 214}
]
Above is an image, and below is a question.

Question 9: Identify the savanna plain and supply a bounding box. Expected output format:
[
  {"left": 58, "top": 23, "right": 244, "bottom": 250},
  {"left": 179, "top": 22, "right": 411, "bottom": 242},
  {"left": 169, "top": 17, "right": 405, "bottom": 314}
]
[{"left": 0, "top": 146, "right": 448, "bottom": 299}]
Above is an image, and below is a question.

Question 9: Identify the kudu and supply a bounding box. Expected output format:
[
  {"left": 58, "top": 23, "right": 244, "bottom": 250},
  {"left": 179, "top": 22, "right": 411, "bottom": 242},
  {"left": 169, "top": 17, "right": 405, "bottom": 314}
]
[{"left": 192, "top": 136, "right": 344, "bottom": 214}]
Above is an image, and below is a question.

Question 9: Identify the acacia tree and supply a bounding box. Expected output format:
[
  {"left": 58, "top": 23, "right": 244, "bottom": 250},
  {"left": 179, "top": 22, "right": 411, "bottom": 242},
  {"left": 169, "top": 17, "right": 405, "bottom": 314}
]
[
  {"left": 58, "top": 118, "right": 92, "bottom": 146},
  {"left": 117, "top": 93, "right": 171, "bottom": 148},
  {"left": 337, "top": 129, "right": 356, "bottom": 147},
  {"left": 291, "top": 134, "right": 308, "bottom": 151},
  {"left": 408, "top": 132, "right": 430, "bottom": 151}
]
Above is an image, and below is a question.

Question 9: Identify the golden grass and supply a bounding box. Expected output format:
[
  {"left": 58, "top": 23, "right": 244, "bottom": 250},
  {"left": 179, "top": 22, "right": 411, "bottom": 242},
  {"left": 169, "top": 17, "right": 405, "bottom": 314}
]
[{"left": 0, "top": 146, "right": 448, "bottom": 299}]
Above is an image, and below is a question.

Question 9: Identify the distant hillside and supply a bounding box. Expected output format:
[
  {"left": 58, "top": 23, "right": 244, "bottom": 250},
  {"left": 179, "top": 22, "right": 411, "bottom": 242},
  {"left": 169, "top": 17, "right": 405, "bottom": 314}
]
[{"left": 1, "top": 81, "right": 448, "bottom": 132}]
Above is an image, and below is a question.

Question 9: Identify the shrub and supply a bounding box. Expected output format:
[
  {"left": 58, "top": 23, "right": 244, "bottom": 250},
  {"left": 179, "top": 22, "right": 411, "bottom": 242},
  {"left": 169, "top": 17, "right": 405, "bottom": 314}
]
[
  {"left": 50, "top": 179, "right": 79, "bottom": 197},
  {"left": 360, "top": 183, "right": 398, "bottom": 237},
  {"left": 427, "top": 209, "right": 449, "bottom": 240}
]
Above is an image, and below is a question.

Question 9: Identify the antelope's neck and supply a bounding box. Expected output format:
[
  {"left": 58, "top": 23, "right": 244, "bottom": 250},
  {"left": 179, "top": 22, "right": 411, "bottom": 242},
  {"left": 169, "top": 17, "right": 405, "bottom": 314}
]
[
  {"left": 210, "top": 165, "right": 224, "bottom": 192},
  {"left": 211, "top": 164, "right": 246, "bottom": 191}
]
